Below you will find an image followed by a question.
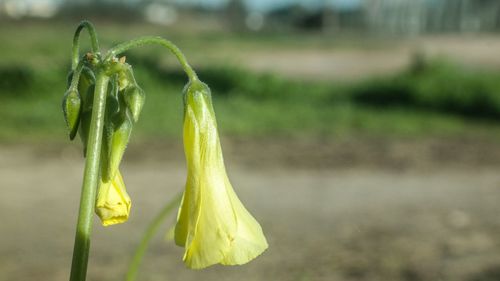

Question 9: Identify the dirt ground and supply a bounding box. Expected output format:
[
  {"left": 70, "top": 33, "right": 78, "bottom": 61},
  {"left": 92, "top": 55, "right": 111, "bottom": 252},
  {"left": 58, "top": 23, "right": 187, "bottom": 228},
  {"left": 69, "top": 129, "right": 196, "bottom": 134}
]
[
  {"left": 2, "top": 139, "right": 500, "bottom": 281},
  {"left": 205, "top": 35, "right": 500, "bottom": 81}
]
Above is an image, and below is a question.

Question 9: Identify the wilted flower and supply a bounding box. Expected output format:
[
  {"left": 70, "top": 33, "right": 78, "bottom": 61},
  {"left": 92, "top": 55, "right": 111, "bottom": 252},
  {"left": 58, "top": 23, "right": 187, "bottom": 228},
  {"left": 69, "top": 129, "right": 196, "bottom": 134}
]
[
  {"left": 174, "top": 80, "right": 268, "bottom": 269},
  {"left": 95, "top": 170, "right": 132, "bottom": 226}
]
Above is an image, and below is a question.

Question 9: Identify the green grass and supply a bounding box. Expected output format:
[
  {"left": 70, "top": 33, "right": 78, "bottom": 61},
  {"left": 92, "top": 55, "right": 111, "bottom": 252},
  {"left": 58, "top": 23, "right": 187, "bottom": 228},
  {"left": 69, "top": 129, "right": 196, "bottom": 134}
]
[
  {"left": 1, "top": 58, "right": 499, "bottom": 142},
  {"left": 351, "top": 58, "right": 500, "bottom": 119},
  {"left": 1, "top": 21, "right": 500, "bottom": 142}
]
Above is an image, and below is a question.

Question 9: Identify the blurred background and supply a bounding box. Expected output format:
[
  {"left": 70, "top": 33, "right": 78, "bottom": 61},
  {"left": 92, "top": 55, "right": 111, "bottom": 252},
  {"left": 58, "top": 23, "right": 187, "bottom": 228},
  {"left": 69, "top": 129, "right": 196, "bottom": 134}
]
[{"left": 2, "top": 0, "right": 500, "bottom": 280}]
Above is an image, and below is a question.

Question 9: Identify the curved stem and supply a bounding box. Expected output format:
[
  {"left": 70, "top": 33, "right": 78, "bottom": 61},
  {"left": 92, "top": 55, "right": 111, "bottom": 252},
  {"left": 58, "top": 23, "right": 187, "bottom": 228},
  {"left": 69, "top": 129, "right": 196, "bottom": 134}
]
[
  {"left": 69, "top": 72, "right": 110, "bottom": 281},
  {"left": 72, "top": 20, "right": 100, "bottom": 70},
  {"left": 69, "top": 61, "right": 85, "bottom": 90},
  {"left": 106, "top": 36, "right": 198, "bottom": 82},
  {"left": 125, "top": 192, "right": 183, "bottom": 281}
]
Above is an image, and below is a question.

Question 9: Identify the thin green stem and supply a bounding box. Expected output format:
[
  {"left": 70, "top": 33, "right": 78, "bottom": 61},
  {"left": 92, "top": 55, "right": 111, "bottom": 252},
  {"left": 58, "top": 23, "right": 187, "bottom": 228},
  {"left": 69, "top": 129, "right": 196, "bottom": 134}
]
[
  {"left": 72, "top": 21, "right": 100, "bottom": 70},
  {"left": 125, "top": 192, "right": 183, "bottom": 281},
  {"left": 69, "top": 72, "right": 110, "bottom": 281},
  {"left": 69, "top": 61, "right": 85, "bottom": 90},
  {"left": 106, "top": 36, "right": 198, "bottom": 82}
]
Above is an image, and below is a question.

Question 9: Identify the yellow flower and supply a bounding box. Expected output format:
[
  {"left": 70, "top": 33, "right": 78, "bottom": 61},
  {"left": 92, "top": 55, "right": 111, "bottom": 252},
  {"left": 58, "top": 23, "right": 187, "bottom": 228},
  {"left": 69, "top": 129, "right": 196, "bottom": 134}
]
[
  {"left": 95, "top": 170, "right": 132, "bottom": 226},
  {"left": 174, "top": 80, "right": 268, "bottom": 269}
]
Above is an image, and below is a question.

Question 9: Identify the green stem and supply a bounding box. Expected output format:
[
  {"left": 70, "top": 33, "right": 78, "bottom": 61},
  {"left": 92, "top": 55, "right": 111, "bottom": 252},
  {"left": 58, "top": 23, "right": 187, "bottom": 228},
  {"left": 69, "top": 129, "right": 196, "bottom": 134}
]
[
  {"left": 69, "top": 61, "right": 85, "bottom": 90},
  {"left": 106, "top": 36, "right": 198, "bottom": 82},
  {"left": 125, "top": 192, "right": 183, "bottom": 281},
  {"left": 69, "top": 72, "right": 110, "bottom": 281},
  {"left": 72, "top": 21, "right": 100, "bottom": 70}
]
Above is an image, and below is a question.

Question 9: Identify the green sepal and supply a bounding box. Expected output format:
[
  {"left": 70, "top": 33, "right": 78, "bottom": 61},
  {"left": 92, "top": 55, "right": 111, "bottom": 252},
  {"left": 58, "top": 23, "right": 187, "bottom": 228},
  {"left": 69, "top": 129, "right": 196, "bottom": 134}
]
[
  {"left": 80, "top": 67, "right": 96, "bottom": 94},
  {"left": 100, "top": 121, "right": 113, "bottom": 181},
  {"left": 62, "top": 89, "right": 82, "bottom": 140},
  {"left": 101, "top": 78, "right": 134, "bottom": 181},
  {"left": 81, "top": 84, "right": 95, "bottom": 113},
  {"left": 108, "top": 114, "right": 133, "bottom": 181},
  {"left": 106, "top": 78, "right": 120, "bottom": 116},
  {"left": 101, "top": 112, "right": 133, "bottom": 182},
  {"left": 101, "top": 79, "right": 119, "bottom": 180}
]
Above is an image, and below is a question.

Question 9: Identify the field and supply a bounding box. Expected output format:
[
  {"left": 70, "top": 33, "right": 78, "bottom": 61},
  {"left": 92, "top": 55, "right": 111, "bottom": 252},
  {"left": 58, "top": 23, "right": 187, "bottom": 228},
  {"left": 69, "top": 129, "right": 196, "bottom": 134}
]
[{"left": 2, "top": 20, "right": 500, "bottom": 281}]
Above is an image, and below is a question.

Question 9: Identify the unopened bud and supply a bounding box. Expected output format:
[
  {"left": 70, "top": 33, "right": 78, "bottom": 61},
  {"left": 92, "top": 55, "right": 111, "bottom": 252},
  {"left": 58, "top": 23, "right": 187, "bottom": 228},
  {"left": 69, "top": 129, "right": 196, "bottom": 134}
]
[
  {"left": 62, "top": 89, "right": 82, "bottom": 140},
  {"left": 123, "top": 85, "right": 145, "bottom": 123}
]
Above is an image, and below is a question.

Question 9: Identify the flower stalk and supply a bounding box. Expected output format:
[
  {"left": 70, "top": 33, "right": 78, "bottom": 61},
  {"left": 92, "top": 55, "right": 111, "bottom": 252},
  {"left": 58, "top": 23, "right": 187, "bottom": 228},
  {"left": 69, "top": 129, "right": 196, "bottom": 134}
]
[
  {"left": 69, "top": 72, "right": 109, "bottom": 281},
  {"left": 106, "top": 36, "right": 198, "bottom": 82},
  {"left": 72, "top": 21, "right": 99, "bottom": 70}
]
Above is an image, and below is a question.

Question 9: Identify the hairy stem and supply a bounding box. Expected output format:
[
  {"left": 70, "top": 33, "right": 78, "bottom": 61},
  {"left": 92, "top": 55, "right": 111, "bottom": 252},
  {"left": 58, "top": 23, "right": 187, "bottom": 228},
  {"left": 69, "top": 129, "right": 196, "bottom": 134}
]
[
  {"left": 69, "top": 72, "right": 109, "bottom": 281},
  {"left": 106, "top": 36, "right": 198, "bottom": 82},
  {"left": 72, "top": 20, "right": 100, "bottom": 70},
  {"left": 125, "top": 193, "right": 183, "bottom": 281}
]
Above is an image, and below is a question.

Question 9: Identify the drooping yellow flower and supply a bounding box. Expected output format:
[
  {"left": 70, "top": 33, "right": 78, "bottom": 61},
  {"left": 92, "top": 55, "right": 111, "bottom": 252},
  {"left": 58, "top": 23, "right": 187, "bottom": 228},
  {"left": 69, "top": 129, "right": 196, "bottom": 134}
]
[
  {"left": 95, "top": 170, "right": 132, "bottom": 226},
  {"left": 174, "top": 80, "right": 268, "bottom": 269}
]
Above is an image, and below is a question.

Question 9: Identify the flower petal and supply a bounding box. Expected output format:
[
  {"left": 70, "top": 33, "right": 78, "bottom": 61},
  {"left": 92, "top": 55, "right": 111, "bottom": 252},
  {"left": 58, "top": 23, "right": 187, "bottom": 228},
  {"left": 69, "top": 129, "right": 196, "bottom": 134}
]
[
  {"left": 175, "top": 80, "right": 267, "bottom": 269},
  {"left": 95, "top": 170, "right": 132, "bottom": 226},
  {"left": 222, "top": 178, "right": 268, "bottom": 265}
]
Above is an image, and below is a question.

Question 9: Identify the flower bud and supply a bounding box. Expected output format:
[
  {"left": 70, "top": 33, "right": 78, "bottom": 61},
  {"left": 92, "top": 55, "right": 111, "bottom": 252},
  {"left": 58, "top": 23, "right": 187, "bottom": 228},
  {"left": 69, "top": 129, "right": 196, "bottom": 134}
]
[
  {"left": 62, "top": 89, "right": 82, "bottom": 140},
  {"left": 122, "top": 85, "right": 145, "bottom": 123}
]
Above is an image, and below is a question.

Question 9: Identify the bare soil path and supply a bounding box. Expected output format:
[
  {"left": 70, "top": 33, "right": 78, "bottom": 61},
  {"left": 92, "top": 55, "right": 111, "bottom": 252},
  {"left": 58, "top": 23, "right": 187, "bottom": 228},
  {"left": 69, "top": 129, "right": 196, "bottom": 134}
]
[{"left": 1, "top": 143, "right": 500, "bottom": 281}]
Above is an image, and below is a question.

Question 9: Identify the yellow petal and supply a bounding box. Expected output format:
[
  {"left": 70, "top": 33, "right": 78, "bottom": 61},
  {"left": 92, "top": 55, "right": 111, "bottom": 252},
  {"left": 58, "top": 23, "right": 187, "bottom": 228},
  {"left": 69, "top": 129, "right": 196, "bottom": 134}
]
[
  {"left": 221, "top": 177, "right": 268, "bottom": 265},
  {"left": 96, "top": 170, "right": 132, "bottom": 226},
  {"left": 175, "top": 80, "right": 267, "bottom": 269}
]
